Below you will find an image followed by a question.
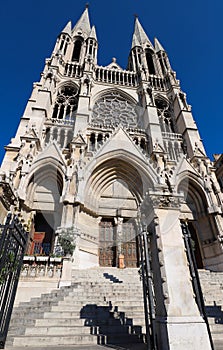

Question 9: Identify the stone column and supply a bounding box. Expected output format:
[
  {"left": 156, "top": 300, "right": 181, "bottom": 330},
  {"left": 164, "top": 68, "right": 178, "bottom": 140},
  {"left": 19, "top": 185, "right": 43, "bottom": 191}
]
[
  {"left": 114, "top": 217, "right": 123, "bottom": 267},
  {"left": 141, "top": 192, "right": 212, "bottom": 350}
]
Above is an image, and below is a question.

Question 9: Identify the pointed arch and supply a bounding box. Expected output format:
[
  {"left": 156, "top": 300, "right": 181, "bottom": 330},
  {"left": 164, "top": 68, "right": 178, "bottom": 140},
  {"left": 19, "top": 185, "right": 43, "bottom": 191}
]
[
  {"left": 91, "top": 87, "right": 138, "bottom": 107},
  {"left": 80, "top": 150, "right": 155, "bottom": 214},
  {"left": 177, "top": 174, "right": 217, "bottom": 269},
  {"left": 72, "top": 36, "right": 84, "bottom": 62},
  {"left": 145, "top": 48, "right": 156, "bottom": 75}
]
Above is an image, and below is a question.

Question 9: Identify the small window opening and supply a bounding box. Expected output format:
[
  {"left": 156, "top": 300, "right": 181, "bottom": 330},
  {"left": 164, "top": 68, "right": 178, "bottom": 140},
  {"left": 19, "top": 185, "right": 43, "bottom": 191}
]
[
  {"left": 140, "top": 138, "right": 146, "bottom": 150},
  {"left": 72, "top": 39, "right": 82, "bottom": 62},
  {"left": 146, "top": 50, "right": 156, "bottom": 75},
  {"left": 97, "top": 134, "right": 103, "bottom": 146},
  {"left": 90, "top": 133, "right": 96, "bottom": 151}
]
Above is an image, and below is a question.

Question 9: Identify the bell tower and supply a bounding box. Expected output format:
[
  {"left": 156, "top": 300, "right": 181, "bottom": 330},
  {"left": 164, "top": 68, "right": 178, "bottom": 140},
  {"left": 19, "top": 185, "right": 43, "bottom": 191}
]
[{"left": 0, "top": 6, "right": 222, "bottom": 349}]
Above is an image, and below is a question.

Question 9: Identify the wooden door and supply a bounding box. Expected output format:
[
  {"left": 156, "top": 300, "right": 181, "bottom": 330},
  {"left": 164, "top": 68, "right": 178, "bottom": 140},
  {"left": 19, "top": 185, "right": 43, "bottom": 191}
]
[
  {"left": 99, "top": 219, "right": 116, "bottom": 267},
  {"left": 122, "top": 221, "right": 139, "bottom": 268}
]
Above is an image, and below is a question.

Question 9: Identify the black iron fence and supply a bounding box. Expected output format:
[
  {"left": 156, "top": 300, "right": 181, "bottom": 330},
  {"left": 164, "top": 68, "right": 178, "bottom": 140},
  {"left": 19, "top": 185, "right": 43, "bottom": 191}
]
[
  {"left": 181, "top": 220, "right": 214, "bottom": 350},
  {"left": 0, "top": 214, "right": 28, "bottom": 348},
  {"left": 138, "top": 228, "right": 157, "bottom": 350}
]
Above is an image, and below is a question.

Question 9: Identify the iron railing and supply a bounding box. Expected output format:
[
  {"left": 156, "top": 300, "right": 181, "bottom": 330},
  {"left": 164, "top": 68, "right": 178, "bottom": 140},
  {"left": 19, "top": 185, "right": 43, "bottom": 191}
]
[
  {"left": 181, "top": 221, "right": 214, "bottom": 350},
  {"left": 0, "top": 214, "right": 28, "bottom": 348},
  {"left": 138, "top": 227, "right": 157, "bottom": 350}
]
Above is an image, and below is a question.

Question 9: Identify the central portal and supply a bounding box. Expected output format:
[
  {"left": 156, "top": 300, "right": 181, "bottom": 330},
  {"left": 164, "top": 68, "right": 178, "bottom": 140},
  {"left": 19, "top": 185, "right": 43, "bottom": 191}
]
[{"left": 99, "top": 218, "right": 139, "bottom": 268}]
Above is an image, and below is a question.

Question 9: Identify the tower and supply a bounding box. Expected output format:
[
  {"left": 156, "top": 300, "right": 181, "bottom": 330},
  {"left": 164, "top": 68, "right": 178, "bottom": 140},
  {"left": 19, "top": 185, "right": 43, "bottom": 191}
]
[{"left": 0, "top": 7, "right": 223, "bottom": 349}]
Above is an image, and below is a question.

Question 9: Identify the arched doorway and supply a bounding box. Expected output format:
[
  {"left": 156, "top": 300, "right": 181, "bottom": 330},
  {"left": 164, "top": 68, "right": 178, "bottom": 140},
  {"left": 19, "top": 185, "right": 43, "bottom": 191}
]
[
  {"left": 178, "top": 177, "right": 214, "bottom": 270},
  {"left": 26, "top": 165, "right": 63, "bottom": 256},
  {"left": 83, "top": 156, "right": 153, "bottom": 268}
]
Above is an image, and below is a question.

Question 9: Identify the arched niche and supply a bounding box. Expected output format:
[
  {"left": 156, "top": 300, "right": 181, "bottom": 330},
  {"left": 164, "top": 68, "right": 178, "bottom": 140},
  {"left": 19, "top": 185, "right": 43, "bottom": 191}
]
[{"left": 178, "top": 177, "right": 217, "bottom": 269}]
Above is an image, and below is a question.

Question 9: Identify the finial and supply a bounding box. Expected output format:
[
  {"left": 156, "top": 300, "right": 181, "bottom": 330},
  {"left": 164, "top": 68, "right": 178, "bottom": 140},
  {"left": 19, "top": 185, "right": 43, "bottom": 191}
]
[
  {"left": 134, "top": 14, "right": 138, "bottom": 19},
  {"left": 85, "top": 2, "right": 89, "bottom": 9},
  {"left": 112, "top": 57, "right": 116, "bottom": 63}
]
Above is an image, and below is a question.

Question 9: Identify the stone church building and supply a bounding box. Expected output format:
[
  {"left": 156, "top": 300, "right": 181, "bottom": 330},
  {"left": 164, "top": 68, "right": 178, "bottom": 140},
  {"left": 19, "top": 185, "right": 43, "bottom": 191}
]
[{"left": 1, "top": 7, "right": 223, "bottom": 350}]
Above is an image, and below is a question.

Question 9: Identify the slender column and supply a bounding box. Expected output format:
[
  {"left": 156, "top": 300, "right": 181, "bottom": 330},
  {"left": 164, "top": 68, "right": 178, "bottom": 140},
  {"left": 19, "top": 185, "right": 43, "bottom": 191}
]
[{"left": 114, "top": 217, "right": 123, "bottom": 266}]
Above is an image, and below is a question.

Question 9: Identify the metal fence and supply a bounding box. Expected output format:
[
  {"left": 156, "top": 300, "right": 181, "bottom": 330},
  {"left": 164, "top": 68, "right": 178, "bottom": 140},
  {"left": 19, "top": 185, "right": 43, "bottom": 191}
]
[{"left": 0, "top": 214, "right": 28, "bottom": 348}]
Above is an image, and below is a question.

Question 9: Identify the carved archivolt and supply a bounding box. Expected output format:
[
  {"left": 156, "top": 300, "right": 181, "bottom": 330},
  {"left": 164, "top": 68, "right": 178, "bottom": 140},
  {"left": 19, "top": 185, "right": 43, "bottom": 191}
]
[{"left": 91, "top": 92, "right": 138, "bottom": 127}]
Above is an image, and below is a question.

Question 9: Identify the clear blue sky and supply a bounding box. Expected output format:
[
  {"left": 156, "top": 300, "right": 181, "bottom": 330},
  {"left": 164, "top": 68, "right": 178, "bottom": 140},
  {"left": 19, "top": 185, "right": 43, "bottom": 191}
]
[{"left": 0, "top": 0, "right": 222, "bottom": 162}]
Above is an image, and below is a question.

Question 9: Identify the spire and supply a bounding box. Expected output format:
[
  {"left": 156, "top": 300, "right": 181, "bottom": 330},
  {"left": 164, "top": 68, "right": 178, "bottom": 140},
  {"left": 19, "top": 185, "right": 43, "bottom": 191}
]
[
  {"left": 89, "top": 25, "right": 97, "bottom": 41},
  {"left": 132, "top": 16, "right": 153, "bottom": 47},
  {"left": 154, "top": 37, "right": 165, "bottom": 52},
  {"left": 61, "top": 21, "right": 72, "bottom": 36},
  {"left": 131, "top": 33, "right": 141, "bottom": 49},
  {"left": 73, "top": 7, "right": 91, "bottom": 35}
]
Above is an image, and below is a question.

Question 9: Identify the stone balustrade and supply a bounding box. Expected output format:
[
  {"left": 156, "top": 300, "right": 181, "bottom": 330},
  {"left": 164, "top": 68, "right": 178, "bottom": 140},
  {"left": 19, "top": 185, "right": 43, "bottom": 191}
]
[
  {"left": 64, "top": 62, "right": 82, "bottom": 78},
  {"left": 20, "top": 256, "right": 63, "bottom": 279},
  {"left": 95, "top": 66, "right": 138, "bottom": 87},
  {"left": 148, "top": 74, "right": 170, "bottom": 91},
  {"left": 162, "top": 131, "right": 183, "bottom": 140}
]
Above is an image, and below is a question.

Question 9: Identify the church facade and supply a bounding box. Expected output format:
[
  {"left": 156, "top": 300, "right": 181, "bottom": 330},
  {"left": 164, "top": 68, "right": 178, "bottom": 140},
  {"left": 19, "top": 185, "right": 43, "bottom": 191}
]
[{"left": 0, "top": 7, "right": 223, "bottom": 349}]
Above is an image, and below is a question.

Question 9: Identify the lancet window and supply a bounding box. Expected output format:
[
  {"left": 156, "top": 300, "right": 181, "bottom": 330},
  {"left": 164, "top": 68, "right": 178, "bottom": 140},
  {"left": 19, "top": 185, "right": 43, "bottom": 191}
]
[
  {"left": 146, "top": 49, "right": 156, "bottom": 75},
  {"left": 155, "top": 97, "right": 175, "bottom": 133},
  {"left": 158, "top": 52, "right": 168, "bottom": 75},
  {"left": 72, "top": 38, "right": 83, "bottom": 62},
  {"left": 52, "top": 85, "right": 78, "bottom": 122},
  {"left": 59, "top": 35, "right": 70, "bottom": 55}
]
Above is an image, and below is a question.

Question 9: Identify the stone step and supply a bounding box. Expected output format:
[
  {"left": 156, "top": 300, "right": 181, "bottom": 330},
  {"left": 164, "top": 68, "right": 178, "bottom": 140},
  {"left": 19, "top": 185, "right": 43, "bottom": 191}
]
[
  {"left": 5, "top": 345, "right": 148, "bottom": 350},
  {"left": 11, "top": 334, "right": 98, "bottom": 347},
  {"left": 50, "top": 304, "right": 144, "bottom": 312},
  {"left": 24, "top": 326, "right": 91, "bottom": 336},
  {"left": 58, "top": 300, "right": 144, "bottom": 307},
  {"left": 6, "top": 268, "right": 146, "bottom": 349}
]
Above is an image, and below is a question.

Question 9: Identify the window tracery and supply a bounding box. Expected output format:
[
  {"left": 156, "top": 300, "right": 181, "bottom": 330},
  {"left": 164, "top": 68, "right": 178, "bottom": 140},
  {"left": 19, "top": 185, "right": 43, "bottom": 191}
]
[
  {"left": 92, "top": 92, "right": 138, "bottom": 128},
  {"left": 52, "top": 85, "right": 78, "bottom": 122},
  {"left": 155, "top": 97, "right": 175, "bottom": 133}
]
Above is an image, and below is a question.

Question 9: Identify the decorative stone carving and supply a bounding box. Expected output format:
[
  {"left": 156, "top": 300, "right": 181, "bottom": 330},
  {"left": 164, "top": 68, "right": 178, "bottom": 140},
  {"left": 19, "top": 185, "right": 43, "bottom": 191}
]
[{"left": 92, "top": 92, "right": 138, "bottom": 128}]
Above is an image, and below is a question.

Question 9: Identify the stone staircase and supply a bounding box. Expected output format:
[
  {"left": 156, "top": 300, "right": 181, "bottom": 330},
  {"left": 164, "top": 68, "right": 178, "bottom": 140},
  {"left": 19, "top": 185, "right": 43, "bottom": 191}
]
[
  {"left": 6, "top": 267, "right": 223, "bottom": 350},
  {"left": 5, "top": 267, "right": 147, "bottom": 350},
  {"left": 199, "top": 270, "right": 223, "bottom": 350}
]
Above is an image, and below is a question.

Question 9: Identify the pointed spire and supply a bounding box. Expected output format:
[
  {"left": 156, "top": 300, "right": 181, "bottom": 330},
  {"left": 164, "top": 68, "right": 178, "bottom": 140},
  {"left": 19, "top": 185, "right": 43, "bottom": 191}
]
[
  {"left": 131, "top": 33, "right": 141, "bottom": 49},
  {"left": 61, "top": 21, "right": 72, "bottom": 36},
  {"left": 73, "top": 7, "right": 91, "bottom": 35},
  {"left": 89, "top": 25, "right": 97, "bottom": 41},
  {"left": 154, "top": 37, "right": 165, "bottom": 52},
  {"left": 132, "top": 16, "right": 153, "bottom": 47}
]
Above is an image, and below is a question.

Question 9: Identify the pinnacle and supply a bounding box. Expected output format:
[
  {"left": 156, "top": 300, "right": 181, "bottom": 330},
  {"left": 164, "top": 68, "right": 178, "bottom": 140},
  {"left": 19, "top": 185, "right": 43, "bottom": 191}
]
[
  {"left": 154, "top": 37, "right": 165, "bottom": 52},
  {"left": 89, "top": 25, "right": 97, "bottom": 40},
  {"left": 61, "top": 21, "right": 72, "bottom": 36},
  {"left": 132, "top": 16, "right": 153, "bottom": 48}
]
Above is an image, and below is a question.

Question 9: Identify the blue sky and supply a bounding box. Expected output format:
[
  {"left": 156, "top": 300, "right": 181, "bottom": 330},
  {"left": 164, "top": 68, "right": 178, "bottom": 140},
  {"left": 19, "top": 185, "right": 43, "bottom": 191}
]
[{"left": 0, "top": 0, "right": 222, "bottom": 162}]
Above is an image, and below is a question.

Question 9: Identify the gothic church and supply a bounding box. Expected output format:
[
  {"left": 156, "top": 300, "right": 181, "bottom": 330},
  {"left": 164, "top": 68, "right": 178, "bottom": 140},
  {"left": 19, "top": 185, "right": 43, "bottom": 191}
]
[{"left": 1, "top": 7, "right": 223, "bottom": 349}]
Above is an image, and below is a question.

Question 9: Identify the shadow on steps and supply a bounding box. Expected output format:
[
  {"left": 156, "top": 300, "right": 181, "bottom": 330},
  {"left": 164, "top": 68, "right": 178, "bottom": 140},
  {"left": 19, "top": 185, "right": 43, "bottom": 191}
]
[
  {"left": 80, "top": 303, "right": 146, "bottom": 350},
  {"left": 205, "top": 303, "right": 223, "bottom": 324}
]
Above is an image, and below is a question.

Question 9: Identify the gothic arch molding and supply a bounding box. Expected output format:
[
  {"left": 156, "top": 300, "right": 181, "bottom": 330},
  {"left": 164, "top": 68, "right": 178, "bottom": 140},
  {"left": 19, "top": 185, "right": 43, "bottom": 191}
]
[
  {"left": 80, "top": 151, "right": 155, "bottom": 214},
  {"left": 91, "top": 88, "right": 138, "bottom": 107},
  {"left": 177, "top": 174, "right": 215, "bottom": 269},
  {"left": 24, "top": 163, "right": 64, "bottom": 211},
  {"left": 177, "top": 172, "right": 210, "bottom": 214}
]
